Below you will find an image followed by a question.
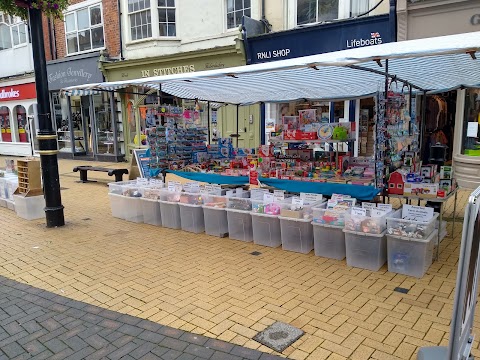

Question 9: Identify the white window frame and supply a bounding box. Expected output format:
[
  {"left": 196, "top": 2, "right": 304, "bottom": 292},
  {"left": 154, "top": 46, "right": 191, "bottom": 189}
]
[
  {"left": 64, "top": 1, "right": 105, "bottom": 56},
  {"left": 126, "top": 0, "right": 178, "bottom": 42},
  {"left": 0, "top": 13, "right": 28, "bottom": 52},
  {"left": 294, "top": 0, "right": 370, "bottom": 27},
  {"left": 226, "top": 0, "right": 251, "bottom": 30},
  {"left": 157, "top": 0, "right": 176, "bottom": 37}
]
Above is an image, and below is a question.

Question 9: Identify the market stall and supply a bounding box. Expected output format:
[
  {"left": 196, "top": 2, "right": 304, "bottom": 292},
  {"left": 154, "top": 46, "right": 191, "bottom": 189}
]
[{"left": 63, "top": 31, "right": 480, "bottom": 276}]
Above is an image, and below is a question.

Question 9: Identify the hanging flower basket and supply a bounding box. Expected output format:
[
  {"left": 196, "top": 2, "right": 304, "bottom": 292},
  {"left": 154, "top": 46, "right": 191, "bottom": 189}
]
[{"left": 0, "top": 0, "right": 68, "bottom": 19}]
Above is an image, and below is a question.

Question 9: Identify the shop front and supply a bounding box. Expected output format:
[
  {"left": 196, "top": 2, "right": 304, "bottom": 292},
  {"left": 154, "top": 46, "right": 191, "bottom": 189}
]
[
  {"left": 47, "top": 53, "right": 125, "bottom": 162},
  {"left": 0, "top": 79, "right": 37, "bottom": 156},
  {"left": 243, "top": 13, "right": 396, "bottom": 149},
  {"left": 101, "top": 46, "right": 260, "bottom": 160},
  {"left": 397, "top": 0, "right": 480, "bottom": 188}
]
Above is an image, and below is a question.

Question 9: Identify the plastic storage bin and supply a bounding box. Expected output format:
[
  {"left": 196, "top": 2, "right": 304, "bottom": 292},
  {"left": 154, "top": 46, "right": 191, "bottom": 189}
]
[
  {"left": 312, "top": 223, "right": 345, "bottom": 260},
  {"left": 313, "top": 208, "right": 347, "bottom": 226},
  {"left": 279, "top": 217, "right": 314, "bottom": 254},
  {"left": 13, "top": 194, "right": 44, "bottom": 220},
  {"left": 203, "top": 206, "right": 229, "bottom": 237},
  {"left": 344, "top": 211, "right": 388, "bottom": 234},
  {"left": 386, "top": 209, "right": 438, "bottom": 240},
  {"left": 179, "top": 203, "right": 205, "bottom": 233},
  {"left": 142, "top": 198, "right": 162, "bottom": 226},
  {"left": 280, "top": 198, "right": 323, "bottom": 220},
  {"left": 124, "top": 197, "right": 143, "bottom": 223},
  {"left": 108, "top": 181, "right": 136, "bottom": 195},
  {"left": 226, "top": 208, "right": 253, "bottom": 242},
  {"left": 252, "top": 212, "right": 281, "bottom": 247},
  {"left": 344, "top": 229, "right": 387, "bottom": 271},
  {"left": 160, "top": 200, "right": 181, "bottom": 229},
  {"left": 387, "top": 230, "right": 437, "bottom": 278},
  {"left": 109, "top": 193, "right": 126, "bottom": 219}
]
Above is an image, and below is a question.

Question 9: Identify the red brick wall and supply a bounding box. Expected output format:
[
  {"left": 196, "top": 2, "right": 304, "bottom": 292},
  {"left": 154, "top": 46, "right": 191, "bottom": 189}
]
[{"left": 42, "top": 0, "right": 120, "bottom": 61}]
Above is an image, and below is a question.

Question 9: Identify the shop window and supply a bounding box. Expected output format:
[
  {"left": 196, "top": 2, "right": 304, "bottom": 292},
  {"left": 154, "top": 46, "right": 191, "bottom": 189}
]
[
  {"left": 296, "top": 0, "right": 369, "bottom": 25},
  {"left": 128, "top": 0, "right": 153, "bottom": 40},
  {"left": 65, "top": 3, "right": 105, "bottom": 55},
  {"left": 158, "top": 0, "right": 175, "bottom": 36},
  {"left": 226, "top": 0, "right": 251, "bottom": 29},
  {"left": 14, "top": 105, "right": 28, "bottom": 143},
  {"left": 0, "top": 106, "right": 11, "bottom": 142},
  {"left": 461, "top": 89, "right": 480, "bottom": 156},
  {"left": 0, "top": 13, "right": 28, "bottom": 51}
]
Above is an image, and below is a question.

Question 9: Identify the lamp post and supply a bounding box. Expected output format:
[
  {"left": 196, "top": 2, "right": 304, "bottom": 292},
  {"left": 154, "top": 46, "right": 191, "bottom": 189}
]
[{"left": 28, "top": 7, "right": 65, "bottom": 227}]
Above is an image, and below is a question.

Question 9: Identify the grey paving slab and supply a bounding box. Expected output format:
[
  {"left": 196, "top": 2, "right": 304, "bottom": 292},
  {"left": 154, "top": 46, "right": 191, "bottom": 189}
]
[{"left": 0, "top": 275, "right": 283, "bottom": 360}]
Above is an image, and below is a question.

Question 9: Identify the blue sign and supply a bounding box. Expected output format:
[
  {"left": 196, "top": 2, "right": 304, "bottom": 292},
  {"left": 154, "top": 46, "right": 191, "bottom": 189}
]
[{"left": 245, "top": 14, "right": 394, "bottom": 64}]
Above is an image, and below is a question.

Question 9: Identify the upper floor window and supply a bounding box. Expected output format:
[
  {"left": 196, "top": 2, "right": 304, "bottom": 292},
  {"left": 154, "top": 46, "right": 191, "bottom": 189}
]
[
  {"left": 297, "top": 0, "right": 369, "bottom": 25},
  {"left": 0, "top": 13, "right": 28, "bottom": 51},
  {"left": 128, "top": 0, "right": 175, "bottom": 41},
  {"left": 227, "top": 0, "right": 251, "bottom": 29},
  {"left": 65, "top": 4, "right": 104, "bottom": 55}
]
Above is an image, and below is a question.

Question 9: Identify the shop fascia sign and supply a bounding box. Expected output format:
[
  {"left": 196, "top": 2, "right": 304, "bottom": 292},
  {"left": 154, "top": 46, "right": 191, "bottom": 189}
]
[
  {"left": 0, "top": 83, "right": 36, "bottom": 101},
  {"left": 141, "top": 64, "right": 196, "bottom": 78},
  {"left": 48, "top": 67, "right": 93, "bottom": 85},
  {"left": 0, "top": 88, "right": 20, "bottom": 99}
]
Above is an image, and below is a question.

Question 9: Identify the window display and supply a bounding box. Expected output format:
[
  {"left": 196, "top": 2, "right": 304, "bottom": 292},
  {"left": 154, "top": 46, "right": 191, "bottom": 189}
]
[
  {"left": 462, "top": 88, "right": 480, "bottom": 156},
  {"left": 15, "top": 105, "right": 28, "bottom": 143},
  {"left": 0, "top": 106, "right": 11, "bottom": 142}
]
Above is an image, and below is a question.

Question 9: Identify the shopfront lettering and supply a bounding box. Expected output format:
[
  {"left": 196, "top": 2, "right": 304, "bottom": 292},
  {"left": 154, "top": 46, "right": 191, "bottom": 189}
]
[
  {"left": 205, "top": 62, "right": 226, "bottom": 69},
  {"left": 48, "top": 67, "right": 93, "bottom": 84},
  {"left": 257, "top": 48, "right": 291, "bottom": 60},
  {"left": 472, "top": 14, "right": 480, "bottom": 26},
  {"left": 141, "top": 65, "right": 196, "bottom": 78},
  {"left": 346, "top": 32, "right": 383, "bottom": 49},
  {"left": 0, "top": 89, "right": 20, "bottom": 99}
]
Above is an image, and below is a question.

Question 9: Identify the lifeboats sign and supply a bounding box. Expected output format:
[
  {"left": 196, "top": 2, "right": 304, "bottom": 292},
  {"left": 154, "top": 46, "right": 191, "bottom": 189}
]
[
  {"left": 246, "top": 14, "right": 394, "bottom": 64},
  {"left": 0, "top": 83, "right": 36, "bottom": 101}
]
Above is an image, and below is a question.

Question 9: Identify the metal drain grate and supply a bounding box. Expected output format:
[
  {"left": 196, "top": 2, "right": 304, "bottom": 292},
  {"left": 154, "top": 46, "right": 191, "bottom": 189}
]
[
  {"left": 250, "top": 251, "right": 262, "bottom": 256},
  {"left": 253, "top": 322, "right": 304, "bottom": 352},
  {"left": 394, "top": 287, "right": 409, "bottom": 294}
]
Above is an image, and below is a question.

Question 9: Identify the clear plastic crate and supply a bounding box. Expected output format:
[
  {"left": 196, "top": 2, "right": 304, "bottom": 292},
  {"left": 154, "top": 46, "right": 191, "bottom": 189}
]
[
  {"left": 251, "top": 200, "right": 282, "bottom": 215},
  {"left": 141, "top": 187, "right": 163, "bottom": 200},
  {"left": 386, "top": 209, "right": 438, "bottom": 240},
  {"left": 6, "top": 199, "right": 14, "bottom": 211},
  {"left": 159, "top": 200, "right": 181, "bottom": 229},
  {"left": 13, "top": 195, "right": 45, "bottom": 220},
  {"left": 280, "top": 198, "right": 324, "bottom": 220},
  {"left": 109, "top": 193, "right": 126, "bottom": 219},
  {"left": 160, "top": 190, "right": 181, "bottom": 202},
  {"left": 179, "top": 193, "right": 204, "bottom": 205},
  {"left": 108, "top": 180, "right": 137, "bottom": 195},
  {"left": 179, "top": 203, "right": 205, "bottom": 233},
  {"left": 227, "top": 197, "right": 252, "bottom": 211},
  {"left": 203, "top": 206, "right": 229, "bottom": 237},
  {"left": 226, "top": 208, "right": 253, "bottom": 242},
  {"left": 313, "top": 208, "right": 346, "bottom": 226},
  {"left": 279, "top": 217, "right": 314, "bottom": 254},
  {"left": 387, "top": 229, "right": 437, "bottom": 278},
  {"left": 202, "top": 194, "right": 227, "bottom": 208},
  {"left": 344, "top": 229, "right": 387, "bottom": 271},
  {"left": 312, "top": 223, "right": 345, "bottom": 260},
  {"left": 124, "top": 197, "right": 143, "bottom": 223},
  {"left": 142, "top": 198, "right": 162, "bottom": 226},
  {"left": 252, "top": 212, "right": 281, "bottom": 247},
  {"left": 344, "top": 211, "right": 388, "bottom": 234}
]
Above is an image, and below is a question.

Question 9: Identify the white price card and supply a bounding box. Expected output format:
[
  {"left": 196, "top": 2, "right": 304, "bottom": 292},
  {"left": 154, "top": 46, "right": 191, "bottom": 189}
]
[
  {"left": 183, "top": 183, "right": 191, "bottom": 191},
  {"left": 371, "top": 208, "right": 387, "bottom": 218},
  {"left": 351, "top": 207, "right": 367, "bottom": 216},
  {"left": 377, "top": 204, "right": 393, "bottom": 213},
  {"left": 300, "top": 193, "right": 323, "bottom": 203},
  {"left": 263, "top": 193, "right": 274, "bottom": 204},
  {"left": 402, "top": 204, "right": 434, "bottom": 222},
  {"left": 189, "top": 182, "right": 200, "bottom": 192},
  {"left": 203, "top": 184, "right": 213, "bottom": 193},
  {"left": 226, "top": 190, "right": 235, "bottom": 197},
  {"left": 167, "top": 181, "right": 175, "bottom": 192},
  {"left": 174, "top": 181, "right": 183, "bottom": 192},
  {"left": 362, "top": 202, "right": 376, "bottom": 209},
  {"left": 292, "top": 197, "right": 304, "bottom": 207},
  {"left": 467, "top": 122, "right": 479, "bottom": 138},
  {"left": 274, "top": 190, "right": 285, "bottom": 202},
  {"left": 212, "top": 184, "right": 222, "bottom": 193}
]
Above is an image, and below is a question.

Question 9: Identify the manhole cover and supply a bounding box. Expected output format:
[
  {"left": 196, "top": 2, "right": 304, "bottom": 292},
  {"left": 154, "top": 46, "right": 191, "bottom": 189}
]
[
  {"left": 250, "top": 251, "right": 261, "bottom": 256},
  {"left": 253, "top": 322, "right": 304, "bottom": 352}
]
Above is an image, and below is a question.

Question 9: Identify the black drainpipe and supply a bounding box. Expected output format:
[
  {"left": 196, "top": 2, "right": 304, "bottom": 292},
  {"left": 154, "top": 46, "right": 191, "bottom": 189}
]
[
  {"left": 47, "top": 17, "right": 56, "bottom": 60},
  {"left": 117, "top": 0, "right": 124, "bottom": 60}
]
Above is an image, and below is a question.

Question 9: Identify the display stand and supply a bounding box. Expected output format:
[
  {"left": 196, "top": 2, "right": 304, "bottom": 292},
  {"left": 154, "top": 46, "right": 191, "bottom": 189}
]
[
  {"left": 15, "top": 159, "right": 43, "bottom": 197},
  {"left": 386, "top": 188, "right": 458, "bottom": 260}
]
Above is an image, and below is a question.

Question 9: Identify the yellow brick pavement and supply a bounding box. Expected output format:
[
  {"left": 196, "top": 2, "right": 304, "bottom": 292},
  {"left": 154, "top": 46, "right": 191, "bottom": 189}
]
[{"left": 0, "top": 155, "right": 477, "bottom": 359}]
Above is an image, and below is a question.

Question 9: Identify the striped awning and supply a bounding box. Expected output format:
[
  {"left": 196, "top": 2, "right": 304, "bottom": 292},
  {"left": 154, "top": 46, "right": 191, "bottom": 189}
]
[{"left": 61, "top": 31, "right": 480, "bottom": 104}]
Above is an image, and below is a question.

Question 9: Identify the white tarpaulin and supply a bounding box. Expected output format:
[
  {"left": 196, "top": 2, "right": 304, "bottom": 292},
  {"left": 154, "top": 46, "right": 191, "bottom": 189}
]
[{"left": 62, "top": 31, "right": 480, "bottom": 104}]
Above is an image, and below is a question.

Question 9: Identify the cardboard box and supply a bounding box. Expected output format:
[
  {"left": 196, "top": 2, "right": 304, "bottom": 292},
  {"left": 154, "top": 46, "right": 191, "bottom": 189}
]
[
  {"left": 404, "top": 183, "right": 439, "bottom": 198},
  {"left": 280, "top": 209, "right": 303, "bottom": 219},
  {"left": 440, "top": 166, "right": 453, "bottom": 179}
]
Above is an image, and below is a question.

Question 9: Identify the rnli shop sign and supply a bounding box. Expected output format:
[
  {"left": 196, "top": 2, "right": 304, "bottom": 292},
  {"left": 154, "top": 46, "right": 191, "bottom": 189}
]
[
  {"left": 246, "top": 14, "right": 393, "bottom": 64},
  {"left": 0, "top": 83, "right": 36, "bottom": 101},
  {"left": 46, "top": 55, "right": 104, "bottom": 91}
]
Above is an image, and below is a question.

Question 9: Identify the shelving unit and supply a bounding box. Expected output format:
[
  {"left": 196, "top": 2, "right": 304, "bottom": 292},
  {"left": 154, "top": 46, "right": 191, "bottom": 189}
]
[{"left": 15, "top": 159, "right": 43, "bottom": 197}]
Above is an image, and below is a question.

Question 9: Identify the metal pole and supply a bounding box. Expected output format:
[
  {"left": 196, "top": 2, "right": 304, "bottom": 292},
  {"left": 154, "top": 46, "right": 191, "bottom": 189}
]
[
  {"left": 236, "top": 105, "right": 239, "bottom": 148},
  {"left": 207, "top": 101, "right": 211, "bottom": 144},
  {"left": 28, "top": 7, "right": 65, "bottom": 228}
]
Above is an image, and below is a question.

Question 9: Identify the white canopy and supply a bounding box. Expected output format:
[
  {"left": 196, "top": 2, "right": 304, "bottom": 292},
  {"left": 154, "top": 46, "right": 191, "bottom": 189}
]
[{"left": 62, "top": 31, "right": 480, "bottom": 104}]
